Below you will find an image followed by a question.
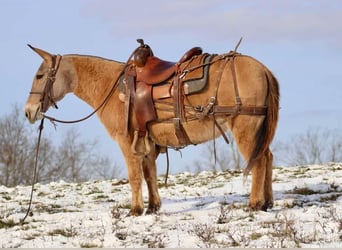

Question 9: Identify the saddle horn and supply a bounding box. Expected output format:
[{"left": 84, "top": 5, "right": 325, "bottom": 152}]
[
  {"left": 137, "top": 38, "right": 145, "bottom": 46},
  {"left": 134, "top": 38, "right": 154, "bottom": 67}
]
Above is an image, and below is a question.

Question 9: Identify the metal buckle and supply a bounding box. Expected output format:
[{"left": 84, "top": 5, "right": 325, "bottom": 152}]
[{"left": 179, "top": 70, "right": 189, "bottom": 79}]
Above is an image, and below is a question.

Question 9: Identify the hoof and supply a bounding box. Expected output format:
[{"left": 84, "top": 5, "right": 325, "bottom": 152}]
[
  {"left": 128, "top": 207, "right": 144, "bottom": 216},
  {"left": 249, "top": 199, "right": 273, "bottom": 212},
  {"left": 261, "top": 200, "right": 274, "bottom": 211},
  {"left": 249, "top": 200, "right": 264, "bottom": 211},
  {"left": 145, "top": 204, "right": 161, "bottom": 215}
]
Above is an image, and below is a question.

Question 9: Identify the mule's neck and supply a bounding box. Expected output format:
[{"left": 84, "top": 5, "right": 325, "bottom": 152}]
[{"left": 68, "top": 55, "right": 124, "bottom": 109}]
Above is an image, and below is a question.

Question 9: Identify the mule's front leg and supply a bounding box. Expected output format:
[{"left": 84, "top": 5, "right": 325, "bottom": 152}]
[
  {"left": 142, "top": 144, "right": 161, "bottom": 214},
  {"left": 117, "top": 136, "right": 145, "bottom": 216},
  {"left": 127, "top": 156, "right": 144, "bottom": 216}
]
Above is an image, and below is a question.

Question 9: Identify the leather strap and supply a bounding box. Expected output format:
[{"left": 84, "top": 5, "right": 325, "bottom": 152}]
[
  {"left": 173, "top": 118, "right": 191, "bottom": 146},
  {"left": 213, "top": 105, "right": 267, "bottom": 116},
  {"left": 30, "top": 55, "right": 62, "bottom": 113},
  {"left": 173, "top": 66, "right": 186, "bottom": 122},
  {"left": 172, "top": 65, "right": 192, "bottom": 145},
  {"left": 124, "top": 65, "right": 136, "bottom": 134},
  {"left": 214, "top": 119, "right": 229, "bottom": 144},
  {"left": 230, "top": 54, "right": 242, "bottom": 115}
]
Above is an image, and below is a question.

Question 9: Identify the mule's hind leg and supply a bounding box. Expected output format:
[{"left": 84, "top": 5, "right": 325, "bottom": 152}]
[
  {"left": 262, "top": 149, "right": 274, "bottom": 210},
  {"left": 249, "top": 153, "right": 268, "bottom": 210},
  {"left": 250, "top": 149, "right": 274, "bottom": 211},
  {"left": 142, "top": 143, "right": 161, "bottom": 214},
  {"left": 228, "top": 116, "right": 272, "bottom": 210}
]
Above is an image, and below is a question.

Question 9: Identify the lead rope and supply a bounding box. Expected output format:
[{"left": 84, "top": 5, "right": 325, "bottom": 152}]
[{"left": 21, "top": 118, "right": 45, "bottom": 223}]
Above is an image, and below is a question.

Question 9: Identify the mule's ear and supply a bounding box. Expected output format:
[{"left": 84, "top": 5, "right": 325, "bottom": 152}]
[{"left": 27, "top": 44, "right": 53, "bottom": 64}]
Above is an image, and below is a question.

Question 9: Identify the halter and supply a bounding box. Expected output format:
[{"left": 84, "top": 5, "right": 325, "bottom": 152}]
[{"left": 30, "top": 54, "right": 62, "bottom": 113}]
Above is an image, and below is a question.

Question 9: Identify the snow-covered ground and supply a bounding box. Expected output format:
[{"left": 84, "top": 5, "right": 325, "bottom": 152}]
[{"left": 1, "top": 163, "right": 342, "bottom": 248}]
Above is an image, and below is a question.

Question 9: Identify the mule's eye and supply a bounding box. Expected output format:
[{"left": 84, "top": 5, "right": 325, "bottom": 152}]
[{"left": 36, "top": 74, "right": 44, "bottom": 80}]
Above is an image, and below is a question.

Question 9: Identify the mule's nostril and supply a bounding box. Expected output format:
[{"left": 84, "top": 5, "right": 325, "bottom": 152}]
[{"left": 25, "top": 111, "right": 30, "bottom": 119}]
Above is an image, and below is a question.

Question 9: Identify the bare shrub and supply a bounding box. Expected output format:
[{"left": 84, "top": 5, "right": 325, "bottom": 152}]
[
  {"left": 143, "top": 234, "right": 167, "bottom": 248},
  {"left": 0, "top": 104, "right": 122, "bottom": 187},
  {"left": 275, "top": 127, "right": 342, "bottom": 166},
  {"left": 188, "top": 133, "right": 245, "bottom": 173},
  {"left": 264, "top": 212, "right": 305, "bottom": 248},
  {"left": 217, "top": 203, "right": 234, "bottom": 224},
  {"left": 111, "top": 204, "right": 128, "bottom": 241},
  {"left": 329, "top": 206, "right": 342, "bottom": 239},
  {"left": 0, "top": 105, "right": 52, "bottom": 186},
  {"left": 191, "top": 222, "right": 216, "bottom": 247}
]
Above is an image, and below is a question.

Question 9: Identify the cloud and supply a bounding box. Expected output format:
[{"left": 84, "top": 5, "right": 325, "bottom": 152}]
[{"left": 81, "top": 0, "right": 342, "bottom": 46}]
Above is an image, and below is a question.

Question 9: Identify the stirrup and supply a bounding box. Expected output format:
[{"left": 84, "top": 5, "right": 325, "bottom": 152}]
[{"left": 131, "top": 130, "right": 151, "bottom": 156}]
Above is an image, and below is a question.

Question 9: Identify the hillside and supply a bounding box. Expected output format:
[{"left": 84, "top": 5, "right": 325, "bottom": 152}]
[{"left": 1, "top": 163, "right": 342, "bottom": 248}]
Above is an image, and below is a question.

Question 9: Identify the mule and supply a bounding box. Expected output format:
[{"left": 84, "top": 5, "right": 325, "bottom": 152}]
[{"left": 24, "top": 44, "right": 279, "bottom": 215}]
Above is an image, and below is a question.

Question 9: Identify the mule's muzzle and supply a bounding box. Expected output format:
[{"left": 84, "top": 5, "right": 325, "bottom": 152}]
[{"left": 25, "top": 103, "right": 43, "bottom": 124}]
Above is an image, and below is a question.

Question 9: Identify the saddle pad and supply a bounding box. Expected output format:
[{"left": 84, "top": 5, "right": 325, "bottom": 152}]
[
  {"left": 182, "top": 54, "right": 213, "bottom": 94},
  {"left": 151, "top": 54, "right": 213, "bottom": 100}
]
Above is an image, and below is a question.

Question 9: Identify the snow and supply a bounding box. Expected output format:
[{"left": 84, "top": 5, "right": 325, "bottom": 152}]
[{"left": 1, "top": 163, "right": 342, "bottom": 248}]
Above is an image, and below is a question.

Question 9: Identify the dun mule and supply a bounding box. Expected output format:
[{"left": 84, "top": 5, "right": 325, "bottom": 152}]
[{"left": 25, "top": 43, "right": 279, "bottom": 215}]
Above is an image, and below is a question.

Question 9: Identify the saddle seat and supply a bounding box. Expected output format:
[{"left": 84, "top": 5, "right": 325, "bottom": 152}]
[{"left": 136, "top": 46, "right": 203, "bottom": 85}]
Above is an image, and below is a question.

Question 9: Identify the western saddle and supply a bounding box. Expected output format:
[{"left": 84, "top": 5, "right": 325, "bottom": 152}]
[{"left": 121, "top": 39, "right": 205, "bottom": 151}]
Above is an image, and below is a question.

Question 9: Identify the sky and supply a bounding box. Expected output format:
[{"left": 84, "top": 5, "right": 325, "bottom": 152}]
[{"left": 1, "top": 0, "right": 341, "bottom": 177}]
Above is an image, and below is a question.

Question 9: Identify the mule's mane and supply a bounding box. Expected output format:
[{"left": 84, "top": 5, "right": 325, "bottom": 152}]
[
  {"left": 64, "top": 54, "right": 124, "bottom": 65},
  {"left": 65, "top": 54, "right": 124, "bottom": 109}
]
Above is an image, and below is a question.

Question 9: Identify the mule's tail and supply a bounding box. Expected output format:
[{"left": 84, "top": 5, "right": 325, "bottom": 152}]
[{"left": 244, "top": 68, "right": 280, "bottom": 175}]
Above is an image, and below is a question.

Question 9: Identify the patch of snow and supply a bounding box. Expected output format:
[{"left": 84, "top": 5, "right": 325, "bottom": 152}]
[{"left": 0, "top": 163, "right": 342, "bottom": 248}]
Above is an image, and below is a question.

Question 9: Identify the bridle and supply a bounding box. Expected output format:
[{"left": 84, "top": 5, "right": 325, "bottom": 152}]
[{"left": 29, "top": 54, "right": 62, "bottom": 113}]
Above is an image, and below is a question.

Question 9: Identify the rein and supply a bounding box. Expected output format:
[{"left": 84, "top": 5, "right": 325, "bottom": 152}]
[{"left": 21, "top": 118, "right": 44, "bottom": 223}]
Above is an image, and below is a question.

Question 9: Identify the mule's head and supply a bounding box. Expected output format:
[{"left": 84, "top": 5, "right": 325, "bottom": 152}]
[{"left": 25, "top": 45, "right": 75, "bottom": 124}]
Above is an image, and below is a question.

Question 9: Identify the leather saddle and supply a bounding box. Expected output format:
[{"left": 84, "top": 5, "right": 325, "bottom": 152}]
[
  {"left": 121, "top": 40, "right": 205, "bottom": 139},
  {"left": 135, "top": 46, "right": 203, "bottom": 85}
]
